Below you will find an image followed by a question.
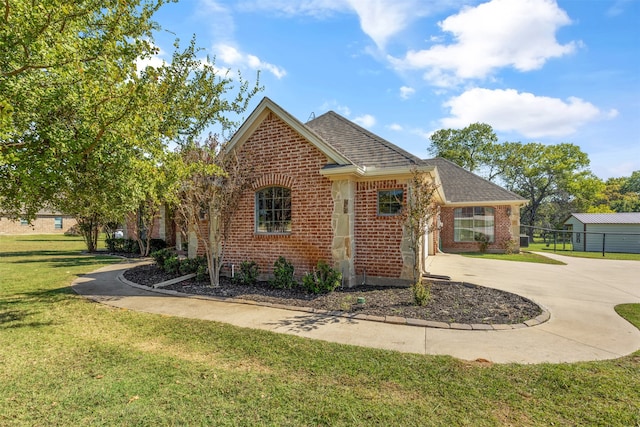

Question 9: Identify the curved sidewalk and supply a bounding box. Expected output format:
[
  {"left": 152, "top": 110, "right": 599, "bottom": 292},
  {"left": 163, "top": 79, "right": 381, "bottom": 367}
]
[{"left": 72, "top": 254, "right": 640, "bottom": 364}]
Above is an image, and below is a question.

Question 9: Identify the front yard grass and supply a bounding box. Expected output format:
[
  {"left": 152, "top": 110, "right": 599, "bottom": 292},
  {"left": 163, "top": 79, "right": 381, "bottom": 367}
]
[
  {"left": 1, "top": 235, "right": 639, "bottom": 426},
  {"left": 460, "top": 250, "right": 566, "bottom": 265}
]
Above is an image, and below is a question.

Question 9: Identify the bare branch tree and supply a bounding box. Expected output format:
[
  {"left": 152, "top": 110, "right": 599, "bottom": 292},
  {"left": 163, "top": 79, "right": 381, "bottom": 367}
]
[{"left": 401, "top": 169, "right": 441, "bottom": 285}]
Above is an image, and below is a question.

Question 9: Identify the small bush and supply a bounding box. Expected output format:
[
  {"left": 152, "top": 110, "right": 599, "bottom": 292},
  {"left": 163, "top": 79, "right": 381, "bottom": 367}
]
[
  {"left": 501, "top": 238, "right": 517, "bottom": 255},
  {"left": 233, "top": 261, "right": 260, "bottom": 286},
  {"left": 151, "top": 248, "right": 174, "bottom": 269},
  {"left": 196, "top": 264, "right": 208, "bottom": 282},
  {"left": 301, "top": 260, "right": 342, "bottom": 294},
  {"left": 106, "top": 237, "right": 140, "bottom": 254},
  {"left": 270, "top": 256, "right": 296, "bottom": 289},
  {"left": 179, "top": 256, "right": 206, "bottom": 275},
  {"left": 163, "top": 256, "right": 181, "bottom": 274},
  {"left": 412, "top": 281, "right": 430, "bottom": 306},
  {"left": 475, "top": 234, "right": 490, "bottom": 253}
]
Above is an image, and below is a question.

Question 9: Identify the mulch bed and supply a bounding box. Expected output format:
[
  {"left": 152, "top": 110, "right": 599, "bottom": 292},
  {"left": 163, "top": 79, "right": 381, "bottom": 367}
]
[{"left": 123, "top": 264, "right": 542, "bottom": 325}]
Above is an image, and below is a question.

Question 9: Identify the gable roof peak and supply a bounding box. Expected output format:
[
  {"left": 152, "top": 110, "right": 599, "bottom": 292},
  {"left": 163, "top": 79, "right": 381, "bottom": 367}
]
[{"left": 306, "top": 110, "right": 423, "bottom": 169}]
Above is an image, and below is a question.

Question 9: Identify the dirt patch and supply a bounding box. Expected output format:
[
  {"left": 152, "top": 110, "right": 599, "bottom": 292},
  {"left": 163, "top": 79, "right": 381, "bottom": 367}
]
[{"left": 123, "top": 264, "right": 542, "bottom": 325}]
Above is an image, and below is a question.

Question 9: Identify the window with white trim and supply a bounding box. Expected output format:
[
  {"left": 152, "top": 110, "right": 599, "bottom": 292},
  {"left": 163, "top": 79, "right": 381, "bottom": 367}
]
[
  {"left": 54, "top": 217, "right": 63, "bottom": 229},
  {"left": 453, "top": 207, "right": 495, "bottom": 242},
  {"left": 255, "top": 186, "right": 291, "bottom": 233}
]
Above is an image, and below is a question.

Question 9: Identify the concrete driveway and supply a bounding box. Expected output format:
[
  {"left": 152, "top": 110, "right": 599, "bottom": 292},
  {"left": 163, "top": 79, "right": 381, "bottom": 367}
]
[{"left": 72, "top": 253, "right": 640, "bottom": 364}]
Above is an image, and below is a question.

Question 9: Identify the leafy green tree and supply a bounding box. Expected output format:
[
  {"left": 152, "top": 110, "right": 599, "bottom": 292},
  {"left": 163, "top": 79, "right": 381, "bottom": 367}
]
[
  {"left": 1, "top": 1, "right": 260, "bottom": 251},
  {"left": 499, "top": 142, "right": 596, "bottom": 233},
  {"left": 592, "top": 172, "right": 640, "bottom": 213},
  {"left": 428, "top": 122, "right": 503, "bottom": 180}
]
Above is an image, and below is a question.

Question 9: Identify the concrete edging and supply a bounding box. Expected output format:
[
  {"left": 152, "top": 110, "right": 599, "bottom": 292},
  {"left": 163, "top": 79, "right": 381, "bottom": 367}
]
[{"left": 117, "top": 272, "right": 551, "bottom": 331}]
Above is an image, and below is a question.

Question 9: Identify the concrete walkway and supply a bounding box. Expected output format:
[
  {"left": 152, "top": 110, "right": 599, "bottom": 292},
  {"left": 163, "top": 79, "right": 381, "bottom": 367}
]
[{"left": 72, "top": 253, "right": 640, "bottom": 364}]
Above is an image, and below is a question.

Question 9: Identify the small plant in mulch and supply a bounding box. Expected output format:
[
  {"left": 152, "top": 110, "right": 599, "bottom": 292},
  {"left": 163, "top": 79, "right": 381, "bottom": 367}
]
[
  {"left": 412, "top": 280, "right": 431, "bottom": 306},
  {"left": 232, "top": 260, "right": 260, "bottom": 286},
  {"left": 270, "top": 256, "right": 296, "bottom": 290},
  {"left": 301, "top": 260, "right": 342, "bottom": 294}
]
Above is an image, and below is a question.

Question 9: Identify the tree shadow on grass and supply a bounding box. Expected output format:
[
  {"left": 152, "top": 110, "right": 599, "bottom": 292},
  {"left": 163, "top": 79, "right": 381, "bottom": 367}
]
[
  {"left": 5, "top": 255, "right": 120, "bottom": 269},
  {"left": 0, "top": 289, "right": 65, "bottom": 329}
]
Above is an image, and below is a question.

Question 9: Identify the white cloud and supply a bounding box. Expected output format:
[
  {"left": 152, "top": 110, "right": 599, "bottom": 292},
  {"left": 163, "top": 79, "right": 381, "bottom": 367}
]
[
  {"left": 441, "top": 88, "right": 612, "bottom": 138},
  {"left": 213, "top": 43, "right": 287, "bottom": 79},
  {"left": 197, "top": 0, "right": 236, "bottom": 38},
  {"left": 238, "top": 0, "right": 441, "bottom": 49},
  {"left": 399, "top": 86, "right": 415, "bottom": 99},
  {"left": 391, "top": 0, "right": 577, "bottom": 86},
  {"left": 354, "top": 114, "right": 376, "bottom": 128},
  {"left": 388, "top": 123, "right": 403, "bottom": 131},
  {"left": 319, "top": 100, "right": 351, "bottom": 117}
]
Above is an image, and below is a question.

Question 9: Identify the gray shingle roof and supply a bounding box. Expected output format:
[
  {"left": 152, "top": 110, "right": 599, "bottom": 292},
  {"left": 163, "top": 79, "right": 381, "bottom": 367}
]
[
  {"left": 422, "top": 158, "right": 526, "bottom": 204},
  {"left": 569, "top": 213, "right": 640, "bottom": 224},
  {"left": 305, "top": 111, "right": 525, "bottom": 204},
  {"left": 305, "top": 111, "right": 422, "bottom": 169}
]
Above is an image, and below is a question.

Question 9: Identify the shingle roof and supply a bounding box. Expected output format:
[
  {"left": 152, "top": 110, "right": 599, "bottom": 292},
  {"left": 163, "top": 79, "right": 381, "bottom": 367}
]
[
  {"left": 422, "top": 158, "right": 526, "bottom": 204},
  {"left": 569, "top": 213, "right": 640, "bottom": 224},
  {"left": 305, "top": 110, "right": 525, "bottom": 205},
  {"left": 305, "top": 111, "right": 422, "bottom": 169}
]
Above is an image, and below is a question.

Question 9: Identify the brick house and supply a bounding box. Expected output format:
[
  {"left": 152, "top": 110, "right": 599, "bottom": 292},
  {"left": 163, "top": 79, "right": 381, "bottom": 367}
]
[
  {"left": 177, "top": 97, "right": 526, "bottom": 285},
  {"left": 0, "top": 210, "right": 77, "bottom": 235}
]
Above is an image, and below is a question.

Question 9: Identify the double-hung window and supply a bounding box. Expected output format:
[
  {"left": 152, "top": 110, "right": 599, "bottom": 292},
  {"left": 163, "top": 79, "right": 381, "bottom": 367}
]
[
  {"left": 255, "top": 186, "right": 291, "bottom": 233},
  {"left": 453, "top": 207, "right": 495, "bottom": 242}
]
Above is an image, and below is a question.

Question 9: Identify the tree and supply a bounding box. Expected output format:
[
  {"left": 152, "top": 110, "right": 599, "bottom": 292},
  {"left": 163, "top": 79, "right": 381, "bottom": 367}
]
[
  {"left": 591, "top": 172, "right": 640, "bottom": 213},
  {"left": 499, "top": 142, "right": 596, "bottom": 233},
  {"left": 1, "top": 1, "right": 260, "bottom": 251},
  {"left": 428, "top": 122, "right": 503, "bottom": 180},
  {"left": 173, "top": 137, "right": 253, "bottom": 287},
  {"left": 401, "top": 169, "right": 440, "bottom": 286}
]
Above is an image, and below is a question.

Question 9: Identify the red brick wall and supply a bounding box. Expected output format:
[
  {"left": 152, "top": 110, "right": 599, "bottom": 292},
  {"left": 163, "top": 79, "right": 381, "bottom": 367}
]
[
  {"left": 354, "top": 180, "right": 406, "bottom": 278},
  {"left": 222, "top": 112, "right": 334, "bottom": 278},
  {"left": 440, "top": 205, "right": 513, "bottom": 253}
]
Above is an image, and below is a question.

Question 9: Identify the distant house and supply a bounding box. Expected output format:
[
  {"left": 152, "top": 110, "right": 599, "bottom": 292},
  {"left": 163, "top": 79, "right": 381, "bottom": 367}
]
[
  {"left": 564, "top": 213, "right": 640, "bottom": 254},
  {"left": 0, "top": 210, "right": 77, "bottom": 235}
]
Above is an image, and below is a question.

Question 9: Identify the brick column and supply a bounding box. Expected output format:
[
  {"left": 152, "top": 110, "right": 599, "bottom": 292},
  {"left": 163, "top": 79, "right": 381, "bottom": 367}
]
[{"left": 331, "top": 180, "right": 356, "bottom": 287}]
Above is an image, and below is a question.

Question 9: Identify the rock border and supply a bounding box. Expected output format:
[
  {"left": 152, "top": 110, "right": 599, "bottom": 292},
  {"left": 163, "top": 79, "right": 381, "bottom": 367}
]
[{"left": 117, "top": 271, "right": 551, "bottom": 331}]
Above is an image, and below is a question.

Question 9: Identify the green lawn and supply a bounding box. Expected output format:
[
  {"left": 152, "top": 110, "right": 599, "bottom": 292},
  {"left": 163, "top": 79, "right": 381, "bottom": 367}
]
[
  {"left": 526, "top": 242, "right": 640, "bottom": 261},
  {"left": 460, "top": 250, "right": 566, "bottom": 265},
  {"left": 1, "top": 235, "right": 639, "bottom": 426}
]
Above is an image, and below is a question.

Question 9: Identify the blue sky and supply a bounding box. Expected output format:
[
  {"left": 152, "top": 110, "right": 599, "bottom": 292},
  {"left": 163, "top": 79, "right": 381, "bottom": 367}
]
[{"left": 147, "top": 0, "right": 639, "bottom": 180}]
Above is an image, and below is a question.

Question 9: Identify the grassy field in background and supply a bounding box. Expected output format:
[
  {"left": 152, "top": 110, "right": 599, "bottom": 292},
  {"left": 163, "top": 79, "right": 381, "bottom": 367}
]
[
  {"left": 1, "top": 235, "right": 639, "bottom": 426},
  {"left": 526, "top": 242, "right": 640, "bottom": 261}
]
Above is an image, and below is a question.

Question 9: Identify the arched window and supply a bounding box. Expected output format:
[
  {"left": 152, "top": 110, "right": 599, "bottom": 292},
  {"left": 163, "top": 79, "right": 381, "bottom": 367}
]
[{"left": 255, "top": 186, "right": 291, "bottom": 233}]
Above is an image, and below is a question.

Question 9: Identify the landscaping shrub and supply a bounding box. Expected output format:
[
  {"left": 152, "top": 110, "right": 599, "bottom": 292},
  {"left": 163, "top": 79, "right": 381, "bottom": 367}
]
[
  {"left": 105, "top": 237, "right": 140, "bottom": 254},
  {"left": 150, "top": 248, "right": 174, "bottom": 269},
  {"left": 412, "top": 281, "right": 430, "bottom": 306},
  {"left": 270, "top": 256, "right": 296, "bottom": 289},
  {"left": 163, "top": 256, "right": 181, "bottom": 274},
  {"left": 179, "top": 256, "right": 207, "bottom": 276},
  {"left": 233, "top": 260, "right": 260, "bottom": 286},
  {"left": 475, "top": 234, "right": 490, "bottom": 253},
  {"left": 301, "top": 260, "right": 341, "bottom": 294}
]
